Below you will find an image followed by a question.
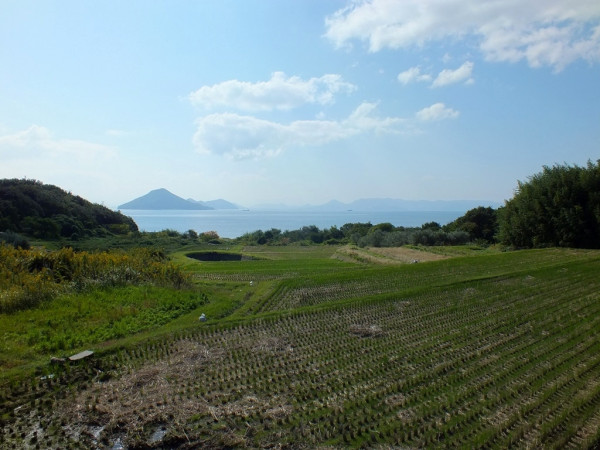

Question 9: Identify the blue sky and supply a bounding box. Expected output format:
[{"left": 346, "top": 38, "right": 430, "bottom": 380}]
[{"left": 1, "top": 0, "right": 599, "bottom": 208}]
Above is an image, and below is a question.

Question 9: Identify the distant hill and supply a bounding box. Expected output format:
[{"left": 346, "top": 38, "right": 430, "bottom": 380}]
[
  {"left": 0, "top": 178, "right": 138, "bottom": 239},
  {"left": 119, "top": 188, "right": 212, "bottom": 210},
  {"left": 187, "top": 198, "right": 241, "bottom": 210},
  {"left": 341, "top": 198, "right": 501, "bottom": 212},
  {"left": 254, "top": 198, "right": 501, "bottom": 211},
  {"left": 119, "top": 189, "right": 242, "bottom": 210}
]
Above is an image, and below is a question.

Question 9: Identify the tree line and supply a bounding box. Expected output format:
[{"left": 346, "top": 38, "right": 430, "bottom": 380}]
[
  {"left": 235, "top": 213, "right": 489, "bottom": 247},
  {"left": 238, "top": 160, "right": 600, "bottom": 249},
  {"left": 2, "top": 161, "right": 599, "bottom": 249}
]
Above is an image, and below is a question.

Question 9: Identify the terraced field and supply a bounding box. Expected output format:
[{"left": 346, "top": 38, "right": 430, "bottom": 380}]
[{"left": 2, "top": 246, "right": 600, "bottom": 448}]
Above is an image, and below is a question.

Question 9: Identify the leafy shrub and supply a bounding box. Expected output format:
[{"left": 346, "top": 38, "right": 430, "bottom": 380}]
[
  {"left": 0, "top": 231, "right": 30, "bottom": 249},
  {"left": 444, "top": 207, "right": 498, "bottom": 243},
  {"left": 499, "top": 161, "right": 600, "bottom": 248}
]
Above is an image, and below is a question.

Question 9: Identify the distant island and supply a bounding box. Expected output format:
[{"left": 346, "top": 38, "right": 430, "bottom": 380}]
[
  {"left": 118, "top": 188, "right": 501, "bottom": 212},
  {"left": 118, "top": 188, "right": 241, "bottom": 210}
]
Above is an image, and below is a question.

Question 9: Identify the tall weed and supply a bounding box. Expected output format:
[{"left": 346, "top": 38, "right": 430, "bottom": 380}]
[{"left": 0, "top": 244, "right": 190, "bottom": 313}]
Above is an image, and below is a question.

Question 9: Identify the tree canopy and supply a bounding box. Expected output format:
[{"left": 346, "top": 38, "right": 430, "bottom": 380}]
[
  {"left": 444, "top": 206, "right": 498, "bottom": 243},
  {"left": 498, "top": 161, "right": 600, "bottom": 248},
  {"left": 0, "top": 178, "right": 138, "bottom": 239}
]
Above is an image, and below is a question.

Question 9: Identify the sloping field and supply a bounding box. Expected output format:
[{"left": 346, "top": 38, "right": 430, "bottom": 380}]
[
  {"left": 334, "top": 245, "right": 449, "bottom": 264},
  {"left": 2, "top": 248, "right": 600, "bottom": 448}
]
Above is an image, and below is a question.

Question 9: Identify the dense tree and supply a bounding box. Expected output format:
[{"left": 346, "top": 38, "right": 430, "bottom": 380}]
[
  {"left": 421, "top": 221, "right": 442, "bottom": 231},
  {"left": 371, "top": 222, "right": 395, "bottom": 233},
  {"left": 445, "top": 207, "right": 498, "bottom": 243},
  {"left": 498, "top": 161, "right": 600, "bottom": 248},
  {"left": 0, "top": 178, "right": 138, "bottom": 238}
]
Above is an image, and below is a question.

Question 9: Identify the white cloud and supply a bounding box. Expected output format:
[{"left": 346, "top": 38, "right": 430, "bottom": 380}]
[
  {"left": 399, "top": 62, "right": 474, "bottom": 87},
  {"left": 346, "top": 102, "right": 407, "bottom": 133},
  {"left": 0, "top": 125, "right": 116, "bottom": 161},
  {"left": 189, "top": 72, "right": 356, "bottom": 112},
  {"left": 0, "top": 126, "right": 119, "bottom": 201},
  {"left": 193, "top": 114, "right": 287, "bottom": 159},
  {"left": 397, "top": 66, "right": 432, "bottom": 85},
  {"left": 325, "top": 0, "right": 600, "bottom": 70},
  {"left": 416, "top": 103, "right": 460, "bottom": 121},
  {"left": 192, "top": 103, "right": 407, "bottom": 160},
  {"left": 432, "top": 61, "right": 474, "bottom": 87}
]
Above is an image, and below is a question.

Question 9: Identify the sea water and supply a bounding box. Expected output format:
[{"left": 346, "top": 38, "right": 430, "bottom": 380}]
[{"left": 121, "top": 210, "right": 465, "bottom": 239}]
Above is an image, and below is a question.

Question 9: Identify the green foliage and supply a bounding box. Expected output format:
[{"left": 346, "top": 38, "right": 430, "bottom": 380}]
[
  {"left": 0, "top": 245, "right": 190, "bottom": 313},
  {"left": 499, "top": 161, "right": 600, "bottom": 248},
  {"left": 0, "top": 178, "right": 138, "bottom": 239},
  {"left": 0, "top": 285, "right": 207, "bottom": 358},
  {"left": 0, "top": 231, "right": 30, "bottom": 249},
  {"left": 421, "top": 221, "right": 442, "bottom": 231},
  {"left": 236, "top": 221, "right": 472, "bottom": 248},
  {"left": 444, "top": 206, "right": 498, "bottom": 243},
  {"left": 356, "top": 228, "right": 470, "bottom": 247},
  {"left": 183, "top": 229, "right": 198, "bottom": 239}
]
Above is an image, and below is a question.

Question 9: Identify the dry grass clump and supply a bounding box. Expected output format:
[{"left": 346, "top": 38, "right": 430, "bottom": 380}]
[
  {"left": 251, "top": 335, "right": 294, "bottom": 354},
  {"left": 57, "top": 339, "right": 292, "bottom": 448},
  {"left": 60, "top": 341, "right": 218, "bottom": 444},
  {"left": 349, "top": 323, "right": 384, "bottom": 337}
]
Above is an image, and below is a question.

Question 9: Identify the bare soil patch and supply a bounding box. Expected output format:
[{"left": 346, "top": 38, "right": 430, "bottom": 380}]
[
  {"left": 334, "top": 245, "right": 449, "bottom": 264},
  {"left": 56, "top": 339, "right": 292, "bottom": 448}
]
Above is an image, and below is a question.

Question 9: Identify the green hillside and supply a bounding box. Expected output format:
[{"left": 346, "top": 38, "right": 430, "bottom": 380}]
[{"left": 0, "top": 178, "right": 137, "bottom": 240}]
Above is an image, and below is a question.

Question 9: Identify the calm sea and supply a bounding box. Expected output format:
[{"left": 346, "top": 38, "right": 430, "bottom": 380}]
[{"left": 121, "top": 210, "right": 465, "bottom": 239}]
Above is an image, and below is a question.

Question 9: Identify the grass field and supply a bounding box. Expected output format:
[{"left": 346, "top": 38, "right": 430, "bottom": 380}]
[{"left": 1, "top": 244, "right": 600, "bottom": 448}]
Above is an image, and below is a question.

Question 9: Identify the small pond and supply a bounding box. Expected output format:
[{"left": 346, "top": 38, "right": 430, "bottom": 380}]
[{"left": 186, "top": 251, "right": 256, "bottom": 261}]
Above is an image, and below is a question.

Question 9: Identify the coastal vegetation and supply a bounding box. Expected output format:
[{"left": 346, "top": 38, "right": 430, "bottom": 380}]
[{"left": 0, "top": 179, "right": 137, "bottom": 241}]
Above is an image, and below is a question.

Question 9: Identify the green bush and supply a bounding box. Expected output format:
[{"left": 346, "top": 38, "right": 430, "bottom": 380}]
[
  {"left": 0, "top": 231, "right": 30, "bottom": 249},
  {"left": 499, "top": 161, "right": 600, "bottom": 248}
]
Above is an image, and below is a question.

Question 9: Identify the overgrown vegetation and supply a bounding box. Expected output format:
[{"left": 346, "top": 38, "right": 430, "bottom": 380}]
[
  {"left": 0, "top": 231, "right": 30, "bottom": 249},
  {"left": 0, "top": 285, "right": 207, "bottom": 364},
  {"left": 0, "top": 245, "right": 189, "bottom": 313}
]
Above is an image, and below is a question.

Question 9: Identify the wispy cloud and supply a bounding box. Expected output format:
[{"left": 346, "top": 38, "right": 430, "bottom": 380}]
[
  {"left": 432, "top": 61, "right": 474, "bottom": 87},
  {"left": 0, "top": 126, "right": 119, "bottom": 199},
  {"left": 189, "top": 72, "right": 357, "bottom": 112},
  {"left": 0, "top": 125, "right": 116, "bottom": 160},
  {"left": 325, "top": 0, "right": 600, "bottom": 71},
  {"left": 397, "top": 66, "right": 432, "bottom": 85},
  {"left": 192, "top": 102, "right": 408, "bottom": 160},
  {"left": 399, "top": 62, "right": 474, "bottom": 87},
  {"left": 416, "top": 103, "right": 460, "bottom": 121}
]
